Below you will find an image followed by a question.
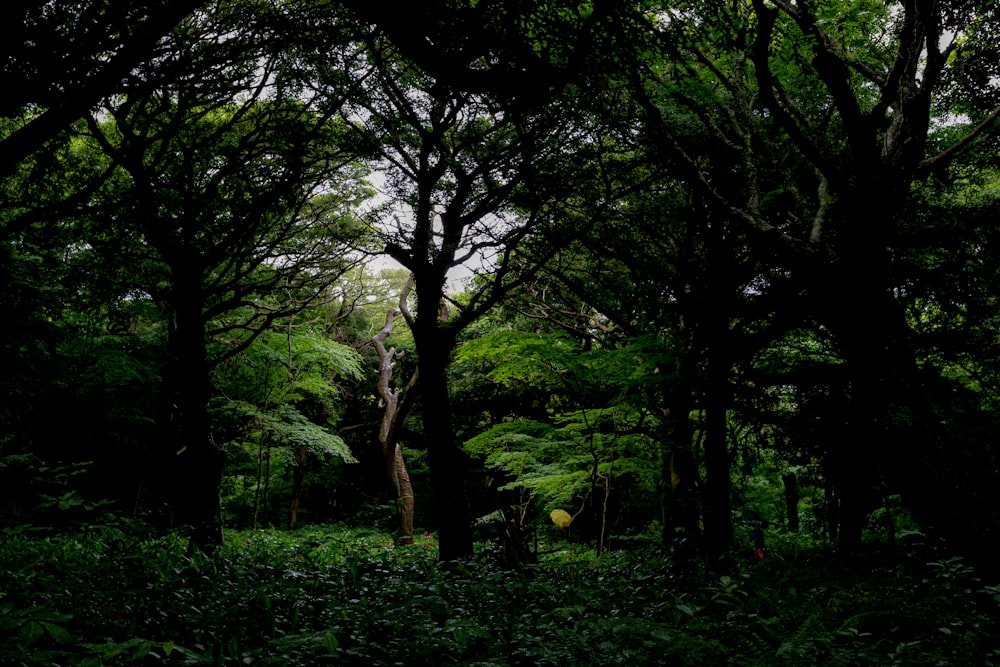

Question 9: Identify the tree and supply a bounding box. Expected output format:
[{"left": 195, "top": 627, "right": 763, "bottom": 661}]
[
  {"left": 372, "top": 278, "right": 418, "bottom": 544},
  {"left": 309, "top": 14, "right": 646, "bottom": 557},
  {"left": 746, "top": 0, "right": 1000, "bottom": 550},
  {"left": 79, "top": 0, "right": 371, "bottom": 547},
  {"left": 457, "top": 329, "right": 659, "bottom": 557},
  {"left": 632, "top": 0, "right": 1000, "bottom": 551},
  {"left": 0, "top": 0, "right": 207, "bottom": 180},
  {"left": 212, "top": 322, "right": 362, "bottom": 530}
]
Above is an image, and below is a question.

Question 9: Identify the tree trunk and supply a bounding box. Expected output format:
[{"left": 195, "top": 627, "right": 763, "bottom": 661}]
[
  {"left": 828, "top": 282, "right": 884, "bottom": 550},
  {"left": 824, "top": 186, "right": 903, "bottom": 551},
  {"left": 818, "top": 173, "right": 932, "bottom": 552},
  {"left": 252, "top": 433, "right": 266, "bottom": 530},
  {"left": 262, "top": 444, "right": 271, "bottom": 527},
  {"left": 823, "top": 456, "right": 838, "bottom": 547},
  {"left": 164, "top": 272, "right": 223, "bottom": 552},
  {"left": 394, "top": 444, "right": 415, "bottom": 545},
  {"left": 782, "top": 472, "right": 799, "bottom": 532},
  {"left": 701, "top": 223, "right": 733, "bottom": 563},
  {"left": 702, "top": 365, "right": 732, "bottom": 562},
  {"left": 413, "top": 322, "right": 473, "bottom": 561},
  {"left": 288, "top": 445, "right": 307, "bottom": 530},
  {"left": 660, "top": 364, "right": 701, "bottom": 544},
  {"left": 373, "top": 305, "right": 417, "bottom": 545}
]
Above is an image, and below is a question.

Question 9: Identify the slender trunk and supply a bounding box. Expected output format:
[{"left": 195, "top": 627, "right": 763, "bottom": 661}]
[
  {"left": 252, "top": 433, "right": 266, "bottom": 530},
  {"left": 394, "top": 445, "right": 415, "bottom": 545},
  {"left": 660, "top": 365, "right": 701, "bottom": 544},
  {"left": 374, "top": 305, "right": 417, "bottom": 545},
  {"left": 783, "top": 472, "right": 800, "bottom": 532},
  {"left": 702, "top": 369, "right": 732, "bottom": 561},
  {"left": 597, "top": 437, "right": 615, "bottom": 556},
  {"left": 823, "top": 456, "right": 838, "bottom": 546},
  {"left": 262, "top": 443, "right": 271, "bottom": 527},
  {"left": 288, "top": 445, "right": 307, "bottom": 530}
]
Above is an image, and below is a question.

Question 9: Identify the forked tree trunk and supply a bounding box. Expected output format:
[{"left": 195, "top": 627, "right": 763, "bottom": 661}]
[{"left": 373, "top": 292, "right": 417, "bottom": 545}]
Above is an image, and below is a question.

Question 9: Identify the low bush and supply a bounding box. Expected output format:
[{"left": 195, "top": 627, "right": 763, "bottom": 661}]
[{"left": 1, "top": 523, "right": 998, "bottom": 665}]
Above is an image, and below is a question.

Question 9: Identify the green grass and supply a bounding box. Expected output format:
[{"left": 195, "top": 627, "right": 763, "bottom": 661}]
[{"left": 2, "top": 523, "right": 999, "bottom": 666}]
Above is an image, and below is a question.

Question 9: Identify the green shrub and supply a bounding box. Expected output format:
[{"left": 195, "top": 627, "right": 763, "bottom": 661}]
[{"left": 1, "top": 524, "right": 998, "bottom": 665}]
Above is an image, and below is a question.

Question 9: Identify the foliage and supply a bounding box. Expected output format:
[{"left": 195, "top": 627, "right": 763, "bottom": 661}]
[
  {"left": 212, "top": 325, "right": 364, "bottom": 527},
  {"left": 1, "top": 525, "right": 998, "bottom": 666},
  {"left": 5, "top": 1, "right": 1000, "bottom": 648},
  {"left": 457, "top": 329, "right": 665, "bottom": 551}
]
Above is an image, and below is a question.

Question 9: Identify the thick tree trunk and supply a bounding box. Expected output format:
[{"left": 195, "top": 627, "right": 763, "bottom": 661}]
[
  {"left": 660, "top": 370, "right": 701, "bottom": 544},
  {"left": 824, "top": 185, "right": 919, "bottom": 552},
  {"left": 829, "top": 249, "right": 888, "bottom": 551},
  {"left": 414, "top": 326, "right": 473, "bottom": 561},
  {"left": 701, "top": 225, "right": 734, "bottom": 563},
  {"left": 164, "top": 277, "right": 223, "bottom": 552}
]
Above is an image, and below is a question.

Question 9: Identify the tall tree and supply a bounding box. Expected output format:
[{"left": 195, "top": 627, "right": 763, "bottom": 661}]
[
  {"left": 0, "top": 0, "right": 207, "bottom": 180},
  {"left": 81, "top": 0, "right": 370, "bottom": 547},
  {"left": 634, "top": 0, "right": 1000, "bottom": 550},
  {"left": 302, "top": 11, "right": 643, "bottom": 558},
  {"left": 372, "top": 279, "right": 418, "bottom": 545}
]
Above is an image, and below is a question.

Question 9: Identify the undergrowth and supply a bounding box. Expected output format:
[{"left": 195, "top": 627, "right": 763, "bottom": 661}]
[{"left": 2, "top": 522, "right": 998, "bottom": 666}]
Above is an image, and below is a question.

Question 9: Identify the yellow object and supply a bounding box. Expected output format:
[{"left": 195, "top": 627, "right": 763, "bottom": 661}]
[{"left": 550, "top": 509, "right": 573, "bottom": 529}]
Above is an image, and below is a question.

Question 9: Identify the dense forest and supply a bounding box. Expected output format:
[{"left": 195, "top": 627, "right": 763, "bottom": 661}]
[{"left": 3, "top": 0, "right": 1000, "bottom": 664}]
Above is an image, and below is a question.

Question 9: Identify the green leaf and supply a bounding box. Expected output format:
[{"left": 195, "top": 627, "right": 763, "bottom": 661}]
[
  {"left": 267, "top": 405, "right": 357, "bottom": 462},
  {"left": 39, "top": 621, "right": 72, "bottom": 644},
  {"left": 18, "top": 621, "right": 44, "bottom": 646}
]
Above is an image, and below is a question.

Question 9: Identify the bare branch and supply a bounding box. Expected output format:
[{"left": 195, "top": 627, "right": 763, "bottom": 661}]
[
  {"left": 398, "top": 273, "right": 416, "bottom": 328},
  {"left": 918, "top": 106, "right": 1000, "bottom": 175}
]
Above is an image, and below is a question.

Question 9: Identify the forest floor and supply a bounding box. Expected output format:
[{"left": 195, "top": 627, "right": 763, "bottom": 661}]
[{"left": 2, "top": 522, "right": 998, "bottom": 666}]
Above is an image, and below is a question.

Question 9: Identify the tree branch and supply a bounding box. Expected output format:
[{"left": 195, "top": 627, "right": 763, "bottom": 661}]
[
  {"left": 0, "top": 0, "right": 205, "bottom": 178},
  {"left": 918, "top": 106, "right": 1000, "bottom": 175}
]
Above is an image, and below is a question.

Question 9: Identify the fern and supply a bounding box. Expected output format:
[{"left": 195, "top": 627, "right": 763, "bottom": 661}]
[{"left": 267, "top": 404, "right": 356, "bottom": 462}]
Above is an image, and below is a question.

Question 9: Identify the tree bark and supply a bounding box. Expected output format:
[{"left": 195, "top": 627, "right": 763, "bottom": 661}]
[
  {"left": 164, "top": 268, "right": 223, "bottom": 552},
  {"left": 411, "top": 305, "right": 474, "bottom": 560},
  {"left": 660, "top": 359, "right": 702, "bottom": 544},
  {"left": 821, "top": 186, "right": 913, "bottom": 551},
  {"left": 288, "top": 445, "right": 307, "bottom": 530},
  {"left": 702, "top": 357, "right": 732, "bottom": 562},
  {"left": 373, "top": 304, "right": 417, "bottom": 545},
  {"left": 394, "top": 444, "right": 415, "bottom": 545},
  {"left": 782, "top": 472, "right": 799, "bottom": 532},
  {"left": 701, "top": 219, "right": 734, "bottom": 563}
]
